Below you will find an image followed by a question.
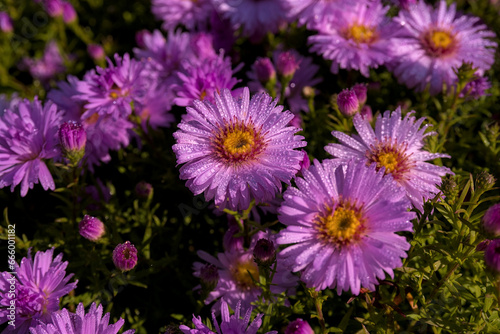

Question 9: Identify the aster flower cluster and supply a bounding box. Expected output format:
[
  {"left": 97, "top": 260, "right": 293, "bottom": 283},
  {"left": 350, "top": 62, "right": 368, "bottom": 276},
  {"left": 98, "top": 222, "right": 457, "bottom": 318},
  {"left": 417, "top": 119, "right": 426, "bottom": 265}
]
[{"left": 2, "top": 0, "right": 500, "bottom": 333}]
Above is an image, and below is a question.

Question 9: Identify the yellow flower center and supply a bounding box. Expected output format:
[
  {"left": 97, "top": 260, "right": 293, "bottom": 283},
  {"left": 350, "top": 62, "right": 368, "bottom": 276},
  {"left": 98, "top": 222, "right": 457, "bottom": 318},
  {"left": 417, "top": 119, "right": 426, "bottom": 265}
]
[
  {"left": 200, "top": 90, "right": 207, "bottom": 100},
  {"left": 423, "top": 29, "right": 456, "bottom": 57},
  {"left": 346, "top": 24, "right": 376, "bottom": 44},
  {"left": 375, "top": 151, "right": 399, "bottom": 173},
  {"left": 324, "top": 207, "right": 361, "bottom": 241},
  {"left": 212, "top": 122, "right": 266, "bottom": 165},
  {"left": 366, "top": 140, "right": 414, "bottom": 181},
  {"left": 315, "top": 201, "right": 365, "bottom": 245},
  {"left": 223, "top": 129, "right": 255, "bottom": 156},
  {"left": 109, "top": 91, "right": 119, "bottom": 99},
  {"left": 231, "top": 259, "right": 259, "bottom": 289},
  {"left": 85, "top": 113, "right": 100, "bottom": 126}
]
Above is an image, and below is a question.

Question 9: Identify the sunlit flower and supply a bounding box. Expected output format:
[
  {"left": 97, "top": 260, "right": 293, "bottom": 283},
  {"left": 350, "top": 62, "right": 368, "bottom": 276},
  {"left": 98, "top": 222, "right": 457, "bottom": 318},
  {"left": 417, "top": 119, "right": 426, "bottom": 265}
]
[{"left": 277, "top": 160, "right": 414, "bottom": 294}]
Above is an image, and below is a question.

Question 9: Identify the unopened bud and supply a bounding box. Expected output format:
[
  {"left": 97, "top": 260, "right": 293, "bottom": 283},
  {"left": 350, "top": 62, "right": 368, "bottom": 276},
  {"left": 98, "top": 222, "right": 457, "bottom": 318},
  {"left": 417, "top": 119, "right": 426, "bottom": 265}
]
[
  {"left": 484, "top": 239, "right": 500, "bottom": 274},
  {"left": 135, "top": 181, "right": 153, "bottom": 199},
  {"left": 62, "top": 2, "right": 77, "bottom": 23},
  {"left": 254, "top": 57, "right": 276, "bottom": 83},
  {"left": 253, "top": 238, "right": 276, "bottom": 267},
  {"left": 0, "top": 12, "right": 13, "bottom": 33},
  {"left": 476, "top": 170, "right": 496, "bottom": 192},
  {"left": 276, "top": 51, "right": 300, "bottom": 79},
  {"left": 113, "top": 241, "right": 138, "bottom": 272},
  {"left": 285, "top": 319, "right": 314, "bottom": 334},
  {"left": 59, "top": 121, "right": 86, "bottom": 165},
  {"left": 483, "top": 203, "right": 500, "bottom": 238},
  {"left": 352, "top": 83, "right": 367, "bottom": 105},
  {"left": 337, "top": 89, "right": 359, "bottom": 117},
  {"left": 78, "top": 215, "right": 105, "bottom": 241},
  {"left": 200, "top": 264, "right": 219, "bottom": 292}
]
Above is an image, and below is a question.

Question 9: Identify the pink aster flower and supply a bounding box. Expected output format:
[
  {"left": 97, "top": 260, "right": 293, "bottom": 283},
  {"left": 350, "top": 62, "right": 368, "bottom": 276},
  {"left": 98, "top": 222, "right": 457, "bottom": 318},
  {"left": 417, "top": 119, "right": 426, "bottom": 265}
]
[
  {"left": 0, "top": 98, "right": 62, "bottom": 197},
  {"left": 20, "top": 41, "right": 66, "bottom": 84},
  {"left": 390, "top": 0, "right": 497, "bottom": 95},
  {"left": 308, "top": 1, "right": 400, "bottom": 77},
  {"left": 0, "top": 248, "right": 77, "bottom": 333},
  {"left": 180, "top": 299, "right": 277, "bottom": 334},
  {"left": 74, "top": 53, "right": 147, "bottom": 120},
  {"left": 283, "top": 0, "right": 351, "bottom": 30},
  {"left": 173, "top": 88, "right": 306, "bottom": 211},
  {"left": 151, "top": 0, "right": 214, "bottom": 31},
  {"left": 193, "top": 231, "right": 297, "bottom": 311},
  {"left": 325, "top": 107, "right": 452, "bottom": 211},
  {"left": 213, "top": 0, "right": 288, "bottom": 39},
  {"left": 277, "top": 160, "right": 415, "bottom": 294},
  {"left": 29, "top": 302, "right": 135, "bottom": 334},
  {"left": 174, "top": 51, "right": 241, "bottom": 107},
  {"left": 48, "top": 74, "right": 134, "bottom": 170}
]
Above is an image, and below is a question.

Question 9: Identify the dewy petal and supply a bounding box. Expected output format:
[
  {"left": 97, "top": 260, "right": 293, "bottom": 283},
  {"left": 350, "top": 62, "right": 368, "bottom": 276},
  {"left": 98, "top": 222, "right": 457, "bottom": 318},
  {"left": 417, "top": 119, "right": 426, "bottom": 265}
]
[{"left": 277, "top": 160, "right": 413, "bottom": 295}]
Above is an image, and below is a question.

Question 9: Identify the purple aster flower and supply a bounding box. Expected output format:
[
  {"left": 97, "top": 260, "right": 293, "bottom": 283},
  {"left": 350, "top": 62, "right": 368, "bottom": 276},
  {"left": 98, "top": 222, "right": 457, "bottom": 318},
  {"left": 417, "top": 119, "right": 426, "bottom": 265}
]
[
  {"left": 284, "top": 319, "right": 314, "bottom": 334},
  {"left": 248, "top": 50, "right": 322, "bottom": 114},
  {"left": 389, "top": 0, "right": 417, "bottom": 10},
  {"left": 113, "top": 241, "right": 138, "bottom": 272},
  {"left": 134, "top": 84, "right": 175, "bottom": 132},
  {"left": 151, "top": 0, "right": 214, "bottom": 31},
  {"left": 180, "top": 299, "right": 277, "bottom": 334},
  {"left": 20, "top": 41, "right": 66, "bottom": 84},
  {"left": 0, "top": 248, "right": 77, "bottom": 333},
  {"left": 325, "top": 107, "right": 452, "bottom": 211},
  {"left": 174, "top": 52, "right": 241, "bottom": 107},
  {"left": 485, "top": 239, "right": 500, "bottom": 274},
  {"left": 277, "top": 159, "right": 415, "bottom": 294},
  {"left": 483, "top": 203, "right": 500, "bottom": 238},
  {"left": 0, "top": 11, "right": 13, "bottom": 33},
  {"left": 173, "top": 88, "right": 306, "bottom": 211},
  {"left": 213, "top": 0, "right": 288, "bottom": 39},
  {"left": 308, "top": 1, "right": 400, "bottom": 77},
  {"left": 282, "top": 0, "right": 350, "bottom": 30},
  {"left": 79, "top": 215, "right": 105, "bottom": 241},
  {"left": 0, "top": 98, "right": 62, "bottom": 197},
  {"left": 459, "top": 74, "right": 491, "bottom": 100},
  {"left": 193, "top": 231, "right": 297, "bottom": 311},
  {"left": 391, "top": 0, "right": 497, "bottom": 95},
  {"left": 29, "top": 302, "right": 135, "bottom": 334},
  {"left": 74, "top": 53, "right": 147, "bottom": 120}
]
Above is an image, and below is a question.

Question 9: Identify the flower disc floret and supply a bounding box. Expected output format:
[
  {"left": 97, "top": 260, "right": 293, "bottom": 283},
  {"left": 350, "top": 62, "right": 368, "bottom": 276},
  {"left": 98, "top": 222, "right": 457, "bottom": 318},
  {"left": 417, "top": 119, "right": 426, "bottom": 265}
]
[{"left": 315, "top": 201, "right": 365, "bottom": 246}]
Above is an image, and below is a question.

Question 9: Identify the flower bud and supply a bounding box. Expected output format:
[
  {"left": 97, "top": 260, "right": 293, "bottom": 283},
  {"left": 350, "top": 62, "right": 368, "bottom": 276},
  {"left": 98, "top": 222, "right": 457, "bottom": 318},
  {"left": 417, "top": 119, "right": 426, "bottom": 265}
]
[
  {"left": 253, "top": 238, "right": 276, "bottom": 267},
  {"left": 44, "top": 0, "right": 64, "bottom": 17},
  {"left": 475, "top": 170, "right": 496, "bottom": 192},
  {"left": 113, "top": 241, "right": 138, "bottom": 272},
  {"left": 289, "top": 114, "right": 302, "bottom": 129},
  {"left": 254, "top": 57, "right": 276, "bottom": 83},
  {"left": 484, "top": 239, "right": 500, "bottom": 274},
  {"left": 285, "top": 319, "right": 314, "bottom": 334},
  {"left": 337, "top": 89, "right": 359, "bottom": 117},
  {"left": 476, "top": 239, "right": 491, "bottom": 252},
  {"left": 135, "top": 181, "right": 153, "bottom": 198},
  {"left": 483, "top": 203, "right": 500, "bottom": 238},
  {"left": 352, "top": 83, "right": 367, "bottom": 105},
  {"left": 62, "top": 2, "right": 77, "bottom": 23},
  {"left": 440, "top": 174, "right": 459, "bottom": 203},
  {"left": 88, "top": 44, "right": 105, "bottom": 61},
  {"left": 276, "top": 51, "right": 300, "bottom": 79},
  {"left": 78, "top": 215, "right": 105, "bottom": 241},
  {"left": 223, "top": 218, "right": 244, "bottom": 252},
  {"left": 59, "top": 121, "right": 86, "bottom": 165},
  {"left": 299, "top": 150, "right": 310, "bottom": 173},
  {"left": 0, "top": 12, "right": 13, "bottom": 33}
]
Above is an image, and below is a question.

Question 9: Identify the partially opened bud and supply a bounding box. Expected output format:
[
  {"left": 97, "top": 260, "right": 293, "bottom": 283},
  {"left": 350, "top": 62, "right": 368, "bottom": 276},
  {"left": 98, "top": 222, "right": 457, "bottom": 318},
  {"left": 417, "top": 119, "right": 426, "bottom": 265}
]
[
  {"left": 78, "top": 215, "right": 105, "bottom": 241},
  {"left": 254, "top": 57, "right": 276, "bottom": 83},
  {"left": 200, "top": 264, "right": 219, "bottom": 293},
  {"left": 0, "top": 12, "right": 13, "bottom": 33},
  {"left": 253, "top": 238, "right": 276, "bottom": 267},
  {"left": 87, "top": 44, "right": 105, "bottom": 61},
  {"left": 285, "top": 319, "right": 314, "bottom": 334},
  {"left": 337, "top": 89, "right": 359, "bottom": 117},
  {"left": 59, "top": 121, "right": 86, "bottom": 165},
  {"left": 113, "top": 241, "right": 138, "bottom": 272},
  {"left": 352, "top": 83, "right": 367, "bottom": 105},
  {"left": 62, "top": 2, "right": 77, "bottom": 23},
  {"left": 276, "top": 51, "right": 300, "bottom": 79},
  {"left": 135, "top": 181, "right": 153, "bottom": 198}
]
